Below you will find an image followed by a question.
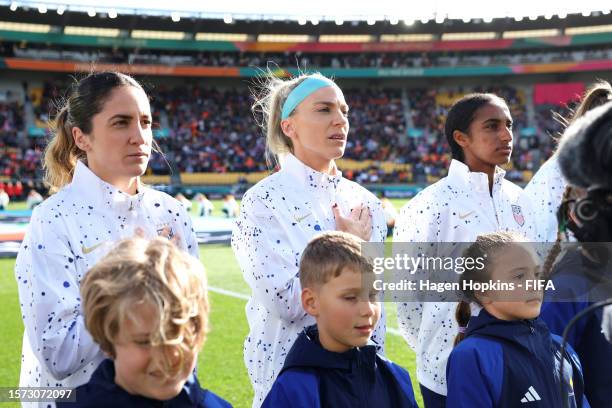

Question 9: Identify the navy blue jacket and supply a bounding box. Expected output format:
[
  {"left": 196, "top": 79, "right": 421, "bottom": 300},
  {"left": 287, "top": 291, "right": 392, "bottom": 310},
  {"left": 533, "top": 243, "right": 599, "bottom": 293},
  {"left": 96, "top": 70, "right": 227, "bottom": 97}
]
[
  {"left": 262, "top": 325, "right": 418, "bottom": 408},
  {"left": 446, "top": 309, "right": 590, "bottom": 408},
  {"left": 540, "top": 248, "right": 612, "bottom": 408},
  {"left": 57, "top": 359, "right": 232, "bottom": 408}
]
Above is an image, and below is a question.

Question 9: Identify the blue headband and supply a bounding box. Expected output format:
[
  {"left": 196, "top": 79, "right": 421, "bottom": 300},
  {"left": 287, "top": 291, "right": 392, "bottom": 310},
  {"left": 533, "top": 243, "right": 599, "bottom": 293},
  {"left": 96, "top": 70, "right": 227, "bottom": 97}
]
[{"left": 281, "top": 76, "right": 336, "bottom": 120}]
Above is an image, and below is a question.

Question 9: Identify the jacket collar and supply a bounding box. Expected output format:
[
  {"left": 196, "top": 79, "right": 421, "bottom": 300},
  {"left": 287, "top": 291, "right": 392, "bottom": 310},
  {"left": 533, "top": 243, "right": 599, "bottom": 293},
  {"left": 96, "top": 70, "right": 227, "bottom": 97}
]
[
  {"left": 446, "top": 159, "right": 506, "bottom": 194},
  {"left": 279, "top": 153, "right": 343, "bottom": 195},
  {"left": 465, "top": 308, "right": 552, "bottom": 357},
  {"left": 70, "top": 160, "right": 146, "bottom": 213},
  {"left": 281, "top": 325, "right": 378, "bottom": 380},
  {"left": 92, "top": 359, "right": 204, "bottom": 405}
]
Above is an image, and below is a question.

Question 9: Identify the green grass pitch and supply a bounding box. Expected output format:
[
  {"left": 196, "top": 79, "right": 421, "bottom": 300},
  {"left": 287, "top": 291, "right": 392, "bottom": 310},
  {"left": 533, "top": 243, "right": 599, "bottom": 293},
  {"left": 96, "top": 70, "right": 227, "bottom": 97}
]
[{"left": 0, "top": 198, "right": 422, "bottom": 407}]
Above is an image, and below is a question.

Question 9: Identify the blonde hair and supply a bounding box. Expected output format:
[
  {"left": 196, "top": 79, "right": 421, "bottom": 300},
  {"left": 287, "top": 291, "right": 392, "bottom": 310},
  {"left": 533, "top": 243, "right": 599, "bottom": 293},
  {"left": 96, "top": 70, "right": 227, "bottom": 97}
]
[
  {"left": 552, "top": 80, "right": 612, "bottom": 139},
  {"left": 43, "top": 72, "right": 145, "bottom": 193},
  {"left": 80, "top": 237, "right": 208, "bottom": 378},
  {"left": 251, "top": 71, "right": 338, "bottom": 168},
  {"left": 299, "top": 231, "right": 373, "bottom": 289}
]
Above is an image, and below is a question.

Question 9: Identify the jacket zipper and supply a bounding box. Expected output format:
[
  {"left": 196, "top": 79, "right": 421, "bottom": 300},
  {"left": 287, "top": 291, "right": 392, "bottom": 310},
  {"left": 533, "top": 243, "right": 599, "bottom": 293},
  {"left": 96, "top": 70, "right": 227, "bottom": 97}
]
[{"left": 490, "top": 180, "right": 500, "bottom": 228}]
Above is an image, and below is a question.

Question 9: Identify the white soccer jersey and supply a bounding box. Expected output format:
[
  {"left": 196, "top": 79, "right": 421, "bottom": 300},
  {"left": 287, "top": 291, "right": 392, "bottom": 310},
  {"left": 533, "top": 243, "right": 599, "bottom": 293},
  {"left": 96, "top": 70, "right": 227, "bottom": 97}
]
[
  {"left": 231, "top": 153, "right": 387, "bottom": 407},
  {"left": 393, "top": 159, "right": 540, "bottom": 396},
  {"left": 14, "top": 161, "right": 198, "bottom": 407},
  {"left": 524, "top": 156, "right": 567, "bottom": 242}
]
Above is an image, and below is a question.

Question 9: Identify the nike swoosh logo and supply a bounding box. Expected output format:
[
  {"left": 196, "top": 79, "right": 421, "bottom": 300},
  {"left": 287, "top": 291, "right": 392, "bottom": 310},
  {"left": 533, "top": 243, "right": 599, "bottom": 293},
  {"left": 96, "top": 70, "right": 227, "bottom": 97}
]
[
  {"left": 294, "top": 212, "right": 312, "bottom": 223},
  {"left": 81, "top": 242, "right": 107, "bottom": 254},
  {"left": 458, "top": 211, "right": 475, "bottom": 219}
]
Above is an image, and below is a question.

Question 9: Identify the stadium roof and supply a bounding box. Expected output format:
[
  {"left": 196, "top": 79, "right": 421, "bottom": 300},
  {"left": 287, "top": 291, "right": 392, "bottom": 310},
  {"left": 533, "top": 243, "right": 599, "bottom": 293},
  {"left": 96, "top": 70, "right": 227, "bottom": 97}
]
[{"left": 2, "top": 0, "right": 612, "bottom": 35}]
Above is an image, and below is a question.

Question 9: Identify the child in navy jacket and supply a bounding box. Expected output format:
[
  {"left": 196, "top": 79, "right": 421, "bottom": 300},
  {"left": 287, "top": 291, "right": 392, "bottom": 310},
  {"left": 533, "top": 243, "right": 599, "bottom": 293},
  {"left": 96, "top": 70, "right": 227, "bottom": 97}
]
[
  {"left": 58, "top": 238, "right": 231, "bottom": 408},
  {"left": 446, "top": 232, "right": 590, "bottom": 408},
  {"left": 262, "top": 231, "right": 418, "bottom": 408}
]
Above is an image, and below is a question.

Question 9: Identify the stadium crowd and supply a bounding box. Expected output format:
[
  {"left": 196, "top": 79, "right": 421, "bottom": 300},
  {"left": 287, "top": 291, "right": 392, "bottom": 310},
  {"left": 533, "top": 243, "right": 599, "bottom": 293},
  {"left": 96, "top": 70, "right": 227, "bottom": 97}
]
[
  {"left": 5, "top": 42, "right": 612, "bottom": 69},
  {"left": 0, "top": 81, "right": 573, "bottom": 186}
]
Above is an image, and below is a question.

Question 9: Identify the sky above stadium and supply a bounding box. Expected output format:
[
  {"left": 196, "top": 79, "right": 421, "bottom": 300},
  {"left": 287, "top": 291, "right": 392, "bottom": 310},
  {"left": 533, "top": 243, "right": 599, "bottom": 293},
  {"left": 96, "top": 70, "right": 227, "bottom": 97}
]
[{"left": 9, "top": 0, "right": 612, "bottom": 22}]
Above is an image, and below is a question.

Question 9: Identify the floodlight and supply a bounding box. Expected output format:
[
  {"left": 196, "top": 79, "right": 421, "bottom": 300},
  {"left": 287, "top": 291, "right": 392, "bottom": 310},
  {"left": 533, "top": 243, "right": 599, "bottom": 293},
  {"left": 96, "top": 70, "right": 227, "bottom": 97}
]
[
  {"left": 171, "top": 12, "right": 181, "bottom": 22},
  {"left": 108, "top": 9, "right": 117, "bottom": 19},
  {"left": 335, "top": 18, "right": 343, "bottom": 25},
  {"left": 9, "top": 2, "right": 18, "bottom": 12},
  {"left": 367, "top": 18, "right": 376, "bottom": 25},
  {"left": 57, "top": 6, "right": 65, "bottom": 15},
  {"left": 87, "top": 8, "right": 96, "bottom": 17},
  {"left": 298, "top": 17, "right": 307, "bottom": 25},
  {"left": 38, "top": 5, "right": 47, "bottom": 13},
  {"left": 223, "top": 14, "right": 233, "bottom": 24},
  {"left": 404, "top": 19, "right": 414, "bottom": 26},
  {"left": 389, "top": 17, "right": 399, "bottom": 25},
  {"left": 311, "top": 18, "right": 319, "bottom": 25}
]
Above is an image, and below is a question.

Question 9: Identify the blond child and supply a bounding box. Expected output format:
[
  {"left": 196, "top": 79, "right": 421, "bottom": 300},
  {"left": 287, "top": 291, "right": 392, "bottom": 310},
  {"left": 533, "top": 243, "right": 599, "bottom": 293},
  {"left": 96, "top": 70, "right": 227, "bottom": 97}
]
[{"left": 58, "top": 238, "right": 230, "bottom": 407}]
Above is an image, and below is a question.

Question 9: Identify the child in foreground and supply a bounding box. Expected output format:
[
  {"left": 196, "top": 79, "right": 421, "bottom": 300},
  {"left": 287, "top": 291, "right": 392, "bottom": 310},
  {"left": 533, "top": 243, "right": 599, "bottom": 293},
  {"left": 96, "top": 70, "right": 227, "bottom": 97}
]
[
  {"left": 446, "top": 232, "right": 589, "bottom": 408},
  {"left": 58, "top": 237, "right": 231, "bottom": 407},
  {"left": 262, "top": 231, "right": 418, "bottom": 407}
]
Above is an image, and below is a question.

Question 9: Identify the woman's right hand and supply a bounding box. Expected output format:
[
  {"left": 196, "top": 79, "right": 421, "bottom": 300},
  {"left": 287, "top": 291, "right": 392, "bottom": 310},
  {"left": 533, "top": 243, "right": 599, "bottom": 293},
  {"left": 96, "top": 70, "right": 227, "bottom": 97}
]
[{"left": 332, "top": 202, "right": 373, "bottom": 241}]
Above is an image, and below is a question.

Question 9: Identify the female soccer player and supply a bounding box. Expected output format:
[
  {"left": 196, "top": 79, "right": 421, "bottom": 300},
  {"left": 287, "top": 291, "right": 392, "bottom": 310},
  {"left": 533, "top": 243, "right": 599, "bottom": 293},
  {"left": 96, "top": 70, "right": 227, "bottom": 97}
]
[
  {"left": 525, "top": 80, "right": 612, "bottom": 242},
  {"left": 231, "top": 72, "right": 387, "bottom": 406},
  {"left": 394, "top": 93, "right": 539, "bottom": 407},
  {"left": 14, "top": 72, "right": 198, "bottom": 404}
]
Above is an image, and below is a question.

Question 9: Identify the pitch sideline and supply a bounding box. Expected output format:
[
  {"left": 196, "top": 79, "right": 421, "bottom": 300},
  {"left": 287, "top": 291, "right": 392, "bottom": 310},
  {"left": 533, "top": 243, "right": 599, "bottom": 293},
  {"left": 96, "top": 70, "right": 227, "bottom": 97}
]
[{"left": 208, "top": 286, "right": 402, "bottom": 336}]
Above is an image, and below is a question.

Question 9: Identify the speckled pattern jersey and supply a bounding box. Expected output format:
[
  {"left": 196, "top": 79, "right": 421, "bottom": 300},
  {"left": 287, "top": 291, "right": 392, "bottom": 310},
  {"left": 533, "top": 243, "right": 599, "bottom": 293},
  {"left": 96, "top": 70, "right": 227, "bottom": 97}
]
[
  {"left": 231, "top": 153, "right": 387, "bottom": 407},
  {"left": 15, "top": 161, "right": 199, "bottom": 408},
  {"left": 524, "top": 156, "right": 568, "bottom": 243},
  {"left": 393, "top": 159, "right": 540, "bottom": 396}
]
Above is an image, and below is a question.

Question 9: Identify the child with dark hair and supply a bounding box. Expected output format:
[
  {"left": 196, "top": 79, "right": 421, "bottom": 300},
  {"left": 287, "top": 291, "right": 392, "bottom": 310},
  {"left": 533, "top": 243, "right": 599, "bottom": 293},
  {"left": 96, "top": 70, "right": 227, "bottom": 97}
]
[
  {"left": 447, "top": 232, "right": 589, "bottom": 408},
  {"left": 394, "top": 93, "right": 539, "bottom": 407}
]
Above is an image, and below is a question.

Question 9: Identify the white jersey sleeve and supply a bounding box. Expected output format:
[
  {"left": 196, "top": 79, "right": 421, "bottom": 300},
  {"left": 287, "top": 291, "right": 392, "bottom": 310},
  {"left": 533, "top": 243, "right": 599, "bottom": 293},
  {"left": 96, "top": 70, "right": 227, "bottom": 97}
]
[
  {"left": 393, "top": 192, "right": 441, "bottom": 350},
  {"left": 15, "top": 208, "right": 102, "bottom": 381},
  {"left": 231, "top": 190, "right": 305, "bottom": 322}
]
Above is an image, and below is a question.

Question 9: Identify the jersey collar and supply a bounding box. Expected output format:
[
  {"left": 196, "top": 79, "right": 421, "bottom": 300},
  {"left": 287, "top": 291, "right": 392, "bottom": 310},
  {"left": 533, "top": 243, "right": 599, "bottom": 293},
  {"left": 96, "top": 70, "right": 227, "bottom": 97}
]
[
  {"left": 447, "top": 159, "right": 506, "bottom": 193},
  {"left": 71, "top": 160, "right": 146, "bottom": 213},
  {"left": 280, "top": 153, "right": 343, "bottom": 194}
]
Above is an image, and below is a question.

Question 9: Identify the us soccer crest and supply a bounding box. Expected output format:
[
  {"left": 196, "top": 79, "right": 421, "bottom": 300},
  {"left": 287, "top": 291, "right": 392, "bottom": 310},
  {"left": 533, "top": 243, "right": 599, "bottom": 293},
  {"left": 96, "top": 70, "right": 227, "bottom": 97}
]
[{"left": 511, "top": 205, "right": 525, "bottom": 226}]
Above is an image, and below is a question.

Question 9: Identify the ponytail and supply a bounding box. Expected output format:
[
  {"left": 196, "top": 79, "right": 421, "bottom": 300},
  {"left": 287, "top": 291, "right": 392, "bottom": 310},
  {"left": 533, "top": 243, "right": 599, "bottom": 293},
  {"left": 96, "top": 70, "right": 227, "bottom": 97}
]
[
  {"left": 43, "top": 106, "right": 86, "bottom": 193},
  {"left": 454, "top": 301, "right": 471, "bottom": 346}
]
